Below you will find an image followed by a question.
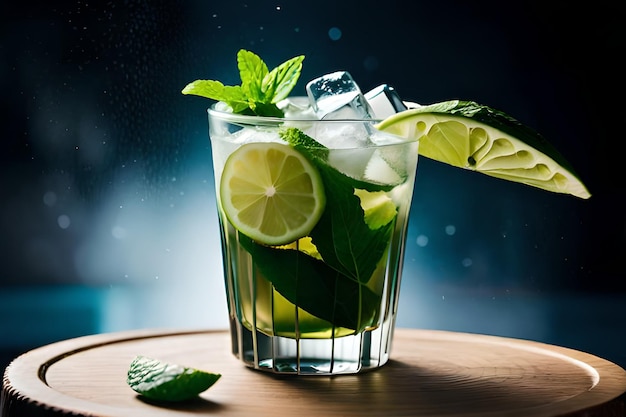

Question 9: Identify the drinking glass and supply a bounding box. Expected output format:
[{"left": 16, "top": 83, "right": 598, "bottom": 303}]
[{"left": 208, "top": 103, "right": 419, "bottom": 375}]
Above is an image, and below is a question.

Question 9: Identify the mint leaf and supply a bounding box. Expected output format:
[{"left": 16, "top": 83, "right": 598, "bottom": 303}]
[
  {"left": 182, "top": 50, "right": 305, "bottom": 117},
  {"left": 238, "top": 234, "right": 381, "bottom": 333},
  {"left": 237, "top": 49, "right": 268, "bottom": 102},
  {"left": 127, "top": 356, "right": 221, "bottom": 402},
  {"left": 280, "top": 127, "right": 398, "bottom": 284},
  {"left": 263, "top": 55, "right": 305, "bottom": 103},
  {"left": 247, "top": 102, "right": 284, "bottom": 118},
  {"left": 279, "top": 126, "right": 329, "bottom": 160},
  {"left": 311, "top": 163, "right": 396, "bottom": 284},
  {"left": 181, "top": 80, "right": 249, "bottom": 113}
]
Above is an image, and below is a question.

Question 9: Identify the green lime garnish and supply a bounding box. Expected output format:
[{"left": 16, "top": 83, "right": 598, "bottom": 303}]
[
  {"left": 376, "top": 100, "right": 591, "bottom": 199},
  {"left": 220, "top": 142, "right": 326, "bottom": 246},
  {"left": 127, "top": 355, "right": 221, "bottom": 402}
]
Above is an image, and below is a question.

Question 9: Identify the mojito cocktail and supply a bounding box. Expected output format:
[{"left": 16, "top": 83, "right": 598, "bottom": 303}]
[
  {"left": 184, "top": 49, "right": 590, "bottom": 377},
  {"left": 209, "top": 106, "right": 418, "bottom": 374}
]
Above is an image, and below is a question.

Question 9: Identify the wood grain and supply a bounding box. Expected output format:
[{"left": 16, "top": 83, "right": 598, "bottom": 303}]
[{"left": 2, "top": 328, "right": 625, "bottom": 416}]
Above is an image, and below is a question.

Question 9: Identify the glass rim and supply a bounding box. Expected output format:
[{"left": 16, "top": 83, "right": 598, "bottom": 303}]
[
  {"left": 207, "top": 102, "right": 385, "bottom": 124},
  {"left": 207, "top": 101, "right": 419, "bottom": 148}
]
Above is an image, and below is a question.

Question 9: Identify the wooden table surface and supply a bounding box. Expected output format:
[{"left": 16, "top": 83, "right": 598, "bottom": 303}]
[{"left": 2, "top": 328, "right": 626, "bottom": 417}]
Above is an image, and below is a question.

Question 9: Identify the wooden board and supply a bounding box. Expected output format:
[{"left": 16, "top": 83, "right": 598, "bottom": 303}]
[{"left": 2, "top": 328, "right": 626, "bottom": 416}]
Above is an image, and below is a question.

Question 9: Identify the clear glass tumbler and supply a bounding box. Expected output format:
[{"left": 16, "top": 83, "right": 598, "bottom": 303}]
[{"left": 208, "top": 104, "right": 419, "bottom": 375}]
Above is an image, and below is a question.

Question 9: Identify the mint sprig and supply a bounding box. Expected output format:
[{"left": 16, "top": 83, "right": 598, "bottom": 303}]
[{"left": 181, "top": 49, "right": 304, "bottom": 117}]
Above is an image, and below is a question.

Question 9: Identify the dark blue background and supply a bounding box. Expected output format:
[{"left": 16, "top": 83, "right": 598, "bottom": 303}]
[{"left": 2, "top": 0, "right": 625, "bottom": 372}]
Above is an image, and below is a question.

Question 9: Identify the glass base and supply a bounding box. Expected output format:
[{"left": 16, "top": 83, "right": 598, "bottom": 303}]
[
  {"left": 230, "top": 319, "right": 395, "bottom": 375},
  {"left": 258, "top": 358, "right": 362, "bottom": 374}
]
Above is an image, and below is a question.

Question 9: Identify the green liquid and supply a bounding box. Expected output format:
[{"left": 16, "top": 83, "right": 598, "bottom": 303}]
[
  {"left": 210, "top": 117, "right": 418, "bottom": 372},
  {"left": 218, "top": 170, "right": 413, "bottom": 340}
]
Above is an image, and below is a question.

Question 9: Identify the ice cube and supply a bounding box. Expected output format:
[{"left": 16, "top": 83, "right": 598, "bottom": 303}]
[
  {"left": 277, "top": 97, "right": 317, "bottom": 119},
  {"left": 313, "top": 123, "right": 371, "bottom": 148},
  {"left": 306, "top": 71, "right": 374, "bottom": 120},
  {"left": 364, "top": 84, "right": 407, "bottom": 119},
  {"left": 364, "top": 147, "right": 406, "bottom": 186},
  {"left": 327, "top": 147, "right": 377, "bottom": 180}
]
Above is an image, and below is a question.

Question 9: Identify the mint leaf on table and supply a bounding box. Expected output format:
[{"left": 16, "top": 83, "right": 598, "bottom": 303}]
[
  {"left": 127, "top": 356, "right": 221, "bottom": 403},
  {"left": 182, "top": 49, "right": 304, "bottom": 117}
]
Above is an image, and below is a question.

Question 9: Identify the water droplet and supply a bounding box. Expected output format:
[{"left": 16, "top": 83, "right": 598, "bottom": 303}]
[
  {"left": 112, "top": 226, "right": 127, "bottom": 239},
  {"left": 57, "top": 215, "right": 71, "bottom": 229},
  {"left": 43, "top": 191, "right": 57, "bottom": 206},
  {"left": 328, "top": 27, "right": 342, "bottom": 41}
]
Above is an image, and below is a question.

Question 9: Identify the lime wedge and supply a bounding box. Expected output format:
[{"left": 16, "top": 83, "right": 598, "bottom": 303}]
[
  {"left": 220, "top": 142, "right": 326, "bottom": 245},
  {"left": 354, "top": 189, "right": 397, "bottom": 230},
  {"left": 127, "top": 356, "right": 221, "bottom": 402},
  {"left": 375, "top": 100, "right": 591, "bottom": 199}
]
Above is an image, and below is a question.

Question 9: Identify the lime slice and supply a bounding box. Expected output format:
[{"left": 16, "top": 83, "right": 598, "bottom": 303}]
[
  {"left": 127, "top": 356, "right": 221, "bottom": 402},
  {"left": 220, "top": 142, "right": 326, "bottom": 245},
  {"left": 375, "top": 100, "right": 591, "bottom": 199},
  {"left": 354, "top": 189, "right": 397, "bottom": 230}
]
